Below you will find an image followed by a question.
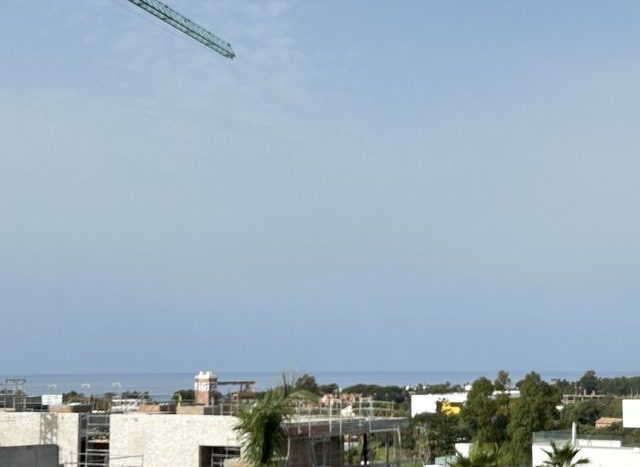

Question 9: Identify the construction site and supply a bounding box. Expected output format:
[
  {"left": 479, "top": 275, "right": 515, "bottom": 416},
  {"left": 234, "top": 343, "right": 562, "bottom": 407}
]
[
  {"left": 0, "top": 371, "right": 409, "bottom": 467},
  {"left": 1, "top": 2, "right": 413, "bottom": 466}
]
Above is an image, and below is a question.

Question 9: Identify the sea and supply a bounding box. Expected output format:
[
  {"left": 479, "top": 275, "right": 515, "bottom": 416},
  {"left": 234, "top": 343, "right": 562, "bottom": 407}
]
[{"left": 2, "top": 370, "right": 639, "bottom": 399}]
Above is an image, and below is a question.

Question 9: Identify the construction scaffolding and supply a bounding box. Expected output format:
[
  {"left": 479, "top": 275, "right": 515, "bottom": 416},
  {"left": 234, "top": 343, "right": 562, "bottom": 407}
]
[
  {"left": 0, "top": 376, "right": 409, "bottom": 467},
  {"left": 79, "top": 414, "right": 110, "bottom": 467},
  {"left": 64, "top": 455, "right": 143, "bottom": 467},
  {"left": 0, "top": 378, "right": 27, "bottom": 411},
  {"left": 281, "top": 397, "right": 407, "bottom": 467}
]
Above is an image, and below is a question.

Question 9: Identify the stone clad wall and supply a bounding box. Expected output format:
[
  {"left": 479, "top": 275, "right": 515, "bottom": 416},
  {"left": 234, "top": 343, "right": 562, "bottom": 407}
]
[
  {"left": 109, "top": 414, "right": 240, "bottom": 467},
  {"left": 0, "top": 412, "right": 79, "bottom": 465}
]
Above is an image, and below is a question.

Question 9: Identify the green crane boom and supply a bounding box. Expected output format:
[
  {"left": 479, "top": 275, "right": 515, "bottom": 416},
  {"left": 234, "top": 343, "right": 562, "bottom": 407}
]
[{"left": 126, "top": 0, "right": 235, "bottom": 59}]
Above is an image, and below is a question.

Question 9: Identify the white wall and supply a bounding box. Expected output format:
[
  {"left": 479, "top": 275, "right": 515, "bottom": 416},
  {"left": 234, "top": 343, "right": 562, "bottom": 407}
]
[
  {"left": 533, "top": 442, "right": 640, "bottom": 467},
  {"left": 623, "top": 399, "right": 640, "bottom": 428},
  {"left": 110, "top": 414, "right": 240, "bottom": 467},
  {"left": 0, "top": 412, "right": 79, "bottom": 465},
  {"left": 454, "top": 442, "right": 471, "bottom": 457},
  {"left": 411, "top": 393, "right": 468, "bottom": 417}
]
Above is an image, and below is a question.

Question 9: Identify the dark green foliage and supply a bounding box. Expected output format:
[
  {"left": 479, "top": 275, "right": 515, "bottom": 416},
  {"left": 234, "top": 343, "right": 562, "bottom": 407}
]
[
  {"left": 494, "top": 371, "right": 512, "bottom": 391},
  {"left": 293, "top": 375, "right": 339, "bottom": 395},
  {"left": 602, "top": 396, "right": 623, "bottom": 418},
  {"left": 171, "top": 389, "right": 195, "bottom": 402},
  {"left": 551, "top": 379, "right": 575, "bottom": 394},
  {"left": 576, "top": 424, "right": 640, "bottom": 449},
  {"left": 506, "top": 372, "right": 560, "bottom": 464},
  {"left": 414, "top": 382, "right": 465, "bottom": 394},
  {"left": 461, "top": 377, "right": 508, "bottom": 446},
  {"left": 234, "top": 375, "right": 318, "bottom": 466},
  {"left": 597, "top": 375, "right": 640, "bottom": 396},
  {"left": 558, "top": 397, "right": 623, "bottom": 427},
  {"left": 539, "top": 441, "right": 590, "bottom": 466},
  {"left": 342, "top": 384, "right": 408, "bottom": 404},
  {"left": 62, "top": 391, "right": 84, "bottom": 403},
  {"left": 293, "top": 374, "right": 320, "bottom": 395},
  {"left": 317, "top": 383, "right": 339, "bottom": 395},
  {"left": 578, "top": 371, "right": 598, "bottom": 395},
  {"left": 449, "top": 446, "right": 500, "bottom": 467},
  {"left": 235, "top": 390, "right": 289, "bottom": 466},
  {"left": 411, "top": 412, "right": 469, "bottom": 463},
  {"left": 564, "top": 370, "right": 640, "bottom": 396}
]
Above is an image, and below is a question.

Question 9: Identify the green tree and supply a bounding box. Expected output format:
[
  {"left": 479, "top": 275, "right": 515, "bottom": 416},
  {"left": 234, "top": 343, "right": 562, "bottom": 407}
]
[
  {"left": 578, "top": 371, "right": 599, "bottom": 395},
  {"left": 551, "top": 379, "right": 575, "bottom": 394},
  {"left": 414, "top": 382, "right": 465, "bottom": 394},
  {"left": 449, "top": 446, "right": 500, "bottom": 467},
  {"left": 506, "top": 372, "right": 561, "bottom": 464},
  {"left": 293, "top": 374, "right": 320, "bottom": 395},
  {"left": 602, "top": 396, "right": 622, "bottom": 418},
  {"left": 342, "top": 384, "right": 408, "bottom": 403},
  {"left": 171, "top": 389, "right": 195, "bottom": 403},
  {"left": 560, "top": 400, "right": 602, "bottom": 426},
  {"left": 461, "top": 377, "right": 507, "bottom": 446},
  {"left": 234, "top": 375, "right": 318, "bottom": 466},
  {"left": 494, "top": 371, "right": 512, "bottom": 391},
  {"left": 317, "top": 383, "right": 339, "bottom": 395},
  {"left": 492, "top": 371, "right": 512, "bottom": 446},
  {"left": 62, "top": 391, "right": 84, "bottom": 403},
  {"left": 539, "top": 441, "right": 589, "bottom": 466},
  {"left": 412, "top": 412, "right": 469, "bottom": 463}
]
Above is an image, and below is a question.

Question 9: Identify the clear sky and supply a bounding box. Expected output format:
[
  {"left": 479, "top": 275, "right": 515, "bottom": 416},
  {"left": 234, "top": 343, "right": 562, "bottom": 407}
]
[{"left": 1, "top": 0, "right": 639, "bottom": 374}]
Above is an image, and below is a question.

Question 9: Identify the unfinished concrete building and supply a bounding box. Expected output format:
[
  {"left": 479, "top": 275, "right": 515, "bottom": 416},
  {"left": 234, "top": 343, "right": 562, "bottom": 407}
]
[{"left": 0, "top": 373, "right": 408, "bottom": 467}]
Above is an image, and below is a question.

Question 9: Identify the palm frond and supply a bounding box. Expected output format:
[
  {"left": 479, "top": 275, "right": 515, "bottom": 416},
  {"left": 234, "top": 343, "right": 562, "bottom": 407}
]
[{"left": 234, "top": 373, "right": 319, "bottom": 466}]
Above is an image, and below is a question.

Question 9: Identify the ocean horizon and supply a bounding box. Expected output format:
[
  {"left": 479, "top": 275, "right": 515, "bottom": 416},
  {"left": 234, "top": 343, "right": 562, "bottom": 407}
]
[{"left": 3, "top": 369, "right": 639, "bottom": 399}]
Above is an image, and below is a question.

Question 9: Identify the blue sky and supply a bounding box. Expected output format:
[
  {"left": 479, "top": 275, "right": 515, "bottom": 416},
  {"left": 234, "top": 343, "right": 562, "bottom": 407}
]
[{"left": 1, "top": 0, "right": 639, "bottom": 374}]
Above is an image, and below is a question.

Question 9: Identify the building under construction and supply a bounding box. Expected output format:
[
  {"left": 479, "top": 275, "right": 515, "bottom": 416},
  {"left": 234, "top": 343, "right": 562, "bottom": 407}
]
[{"left": 0, "top": 372, "right": 408, "bottom": 467}]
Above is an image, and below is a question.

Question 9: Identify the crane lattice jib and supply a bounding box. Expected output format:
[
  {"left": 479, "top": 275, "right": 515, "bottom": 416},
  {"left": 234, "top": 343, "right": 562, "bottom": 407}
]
[{"left": 127, "top": 0, "right": 235, "bottom": 58}]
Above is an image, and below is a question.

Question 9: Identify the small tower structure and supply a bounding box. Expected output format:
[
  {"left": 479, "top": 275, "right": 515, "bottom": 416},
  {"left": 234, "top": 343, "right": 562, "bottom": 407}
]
[{"left": 194, "top": 371, "right": 218, "bottom": 405}]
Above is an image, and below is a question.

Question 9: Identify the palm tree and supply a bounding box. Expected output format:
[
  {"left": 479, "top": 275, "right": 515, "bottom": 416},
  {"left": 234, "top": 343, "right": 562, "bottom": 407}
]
[
  {"left": 449, "top": 447, "right": 500, "bottom": 467},
  {"left": 539, "top": 441, "right": 590, "bottom": 467},
  {"left": 234, "top": 375, "right": 317, "bottom": 466}
]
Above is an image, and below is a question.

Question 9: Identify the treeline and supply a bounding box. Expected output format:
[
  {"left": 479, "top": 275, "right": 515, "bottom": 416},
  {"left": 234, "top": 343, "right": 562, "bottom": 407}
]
[
  {"left": 291, "top": 374, "right": 410, "bottom": 404},
  {"left": 408, "top": 370, "right": 640, "bottom": 465},
  {"left": 553, "top": 370, "right": 640, "bottom": 396}
]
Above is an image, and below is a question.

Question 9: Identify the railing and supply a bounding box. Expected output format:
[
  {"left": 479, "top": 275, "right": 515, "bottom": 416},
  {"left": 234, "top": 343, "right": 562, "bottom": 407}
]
[
  {"left": 289, "top": 398, "right": 398, "bottom": 419},
  {"left": 63, "top": 454, "right": 143, "bottom": 467},
  {"left": 0, "top": 390, "right": 402, "bottom": 424},
  {"left": 136, "top": 396, "right": 399, "bottom": 419},
  {"left": 576, "top": 433, "right": 640, "bottom": 448},
  {"left": 532, "top": 430, "right": 571, "bottom": 444},
  {"left": 533, "top": 430, "right": 640, "bottom": 448}
]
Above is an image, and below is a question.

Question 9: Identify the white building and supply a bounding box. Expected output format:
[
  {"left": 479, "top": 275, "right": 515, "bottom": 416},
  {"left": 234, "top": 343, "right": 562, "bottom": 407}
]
[
  {"left": 411, "top": 390, "right": 519, "bottom": 417},
  {"left": 411, "top": 392, "right": 468, "bottom": 417},
  {"left": 622, "top": 399, "right": 640, "bottom": 428},
  {"left": 532, "top": 431, "right": 640, "bottom": 467},
  {"left": 532, "top": 403, "right": 640, "bottom": 467}
]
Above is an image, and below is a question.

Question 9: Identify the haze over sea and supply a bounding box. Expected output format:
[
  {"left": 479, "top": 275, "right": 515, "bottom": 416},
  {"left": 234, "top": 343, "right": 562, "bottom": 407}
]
[{"left": 4, "top": 370, "right": 639, "bottom": 399}]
